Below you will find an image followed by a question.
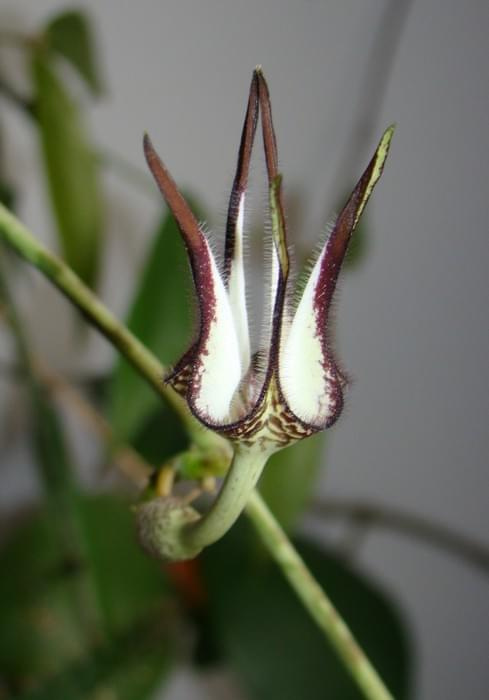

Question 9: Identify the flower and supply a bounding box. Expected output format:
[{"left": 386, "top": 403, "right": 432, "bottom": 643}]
[{"left": 144, "top": 68, "right": 393, "bottom": 456}]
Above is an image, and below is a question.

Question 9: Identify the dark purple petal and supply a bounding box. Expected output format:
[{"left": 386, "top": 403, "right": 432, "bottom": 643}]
[{"left": 224, "top": 72, "right": 259, "bottom": 282}]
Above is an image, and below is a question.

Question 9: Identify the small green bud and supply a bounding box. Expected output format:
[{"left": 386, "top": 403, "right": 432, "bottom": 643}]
[{"left": 135, "top": 497, "right": 202, "bottom": 562}]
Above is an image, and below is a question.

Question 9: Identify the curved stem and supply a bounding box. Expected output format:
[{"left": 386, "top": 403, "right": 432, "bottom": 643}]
[
  {"left": 139, "top": 447, "right": 269, "bottom": 561},
  {"left": 182, "top": 447, "right": 268, "bottom": 552},
  {"left": 246, "top": 491, "right": 394, "bottom": 700}
]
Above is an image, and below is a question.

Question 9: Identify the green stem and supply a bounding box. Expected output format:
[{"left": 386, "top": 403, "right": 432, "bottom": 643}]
[
  {"left": 137, "top": 447, "right": 269, "bottom": 561},
  {"left": 0, "top": 202, "right": 392, "bottom": 700},
  {"left": 183, "top": 447, "right": 269, "bottom": 552},
  {"left": 246, "top": 491, "right": 394, "bottom": 700}
]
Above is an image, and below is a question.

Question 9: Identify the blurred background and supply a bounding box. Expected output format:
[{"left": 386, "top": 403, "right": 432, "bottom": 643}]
[{"left": 0, "top": 1, "right": 488, "bottom": 699}]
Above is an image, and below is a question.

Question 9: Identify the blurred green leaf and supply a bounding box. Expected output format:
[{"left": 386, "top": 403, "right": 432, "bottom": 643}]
[
  {"left": 0, "top": 257, "right": 89, "bottom": 588},
  {"left": 0, "top": 512, "right": 87, "bottom": 689},
  {"left": 18, "top": 637, "right": 169, "bottom": 700},
  {"left": 45, "top": 10, "right": 102, "bottom": 95},
  {"left": 31, "top": 382, "right": 81, "bottom": 524},
  {"left": 0, "top": 181, "right": 16, "bottom": 210},
  {"left": 0, "top": 264, "right": 102, "bottom": 686},
  {"left": 202, "top": 521, "right": 411, "bottom": 700},
  {"left": 108, "top": 206, "right": 196, "bottom": 444},
  {"left": 0, "top": 495, "right": 174, "bottom": 697},
  {"left": 78, "top": 494, "right": 173, "bottom": 636},
  {"left": 0, "top": 262, "right": 173, "bottom": 696},
  {"left": 32, "top": 51, "right": 102, "bottom": 287},
  {"left": 0, "top": 119, "right": 16, "bottom": 210},
  {"left": 130, "top": 404, "right": 188, "bottom": 467},
  {"left": 258, "top": 433, "right": 325, "bottom": 530},
  {"left": 18, "top": 640, "right": 168, "bottom": 700}
]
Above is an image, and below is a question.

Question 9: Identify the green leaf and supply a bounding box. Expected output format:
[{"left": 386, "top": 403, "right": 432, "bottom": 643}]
[
  {"left": 202, "top": 522, "right": 412, "bottom": 700},
  {"left": 0, "top": 258, "right": 88, "bottom": 580},
  {"left": 18, "top": 638, "right": 169, "bottom": 700},
  {"left": 0, "top": 512, "right": 88, "bottom": 689},
  {"left": 32, "top": 51, "right": 102, "bottom": 287},
  {"left": 0, "top": 181, "right": 16, "bottom": 210},
  {"left": 130, "top": 404, "right": 188, "bottom": 466},
  {"left": 0, "top": 495, "right": 174, "bottom": 697},
  {"left": 78, "top": 494, "right": 174, "bottom": 637},
  {"left": 45, "top": 10, "right": 102, "bottom": 95},
  {"left": 258, "top": 433, "right": 325, "bottom": 530},
  {"left": 0, "top": 119, "right": 16, "bottom": 210},
  {"left": 108, "top": 207, "right": 195, "bottom": 444}
]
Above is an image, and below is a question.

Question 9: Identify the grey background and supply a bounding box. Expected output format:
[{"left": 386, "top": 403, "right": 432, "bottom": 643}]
[{"left": 1, "top": 1, "right": 488, "bottom": 698}]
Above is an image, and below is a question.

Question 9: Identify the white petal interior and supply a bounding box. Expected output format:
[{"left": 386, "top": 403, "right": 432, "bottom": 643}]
[
  {"left": 279, "top": 245, "right": 335, "bottom": 425},
  {"left": 261, "top": 230, "right": 280, "bottom": 352},
  {"left": 193, "top": 241, "right": 243, "bottom": 422},
  {"left": 227, "top": 194, "right": 251, "bottom": 374}
]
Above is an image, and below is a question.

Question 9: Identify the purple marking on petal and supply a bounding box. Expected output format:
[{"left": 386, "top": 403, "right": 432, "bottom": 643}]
[
  {"left": 144, "top": 134, "right": 219, "bottom": 395},
  {"left": 256, "top": 72, "right": 290, "bottom": 369},
  {"left": 256, "top": 69, "right": 279, "bottom": 182},
  {"left": 224, "top": 72, "right": 259, "bottom": 283},
  {"left": 297, "top": 131, "right": 392, "bottom": 427},
  {"left": 313, "top": 131, "right": 392, "bottom": 329}
]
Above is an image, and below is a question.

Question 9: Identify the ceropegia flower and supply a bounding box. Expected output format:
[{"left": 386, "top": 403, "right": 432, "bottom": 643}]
[{"left": 144, "top": 68, "right": 393, "bottom": 457}]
